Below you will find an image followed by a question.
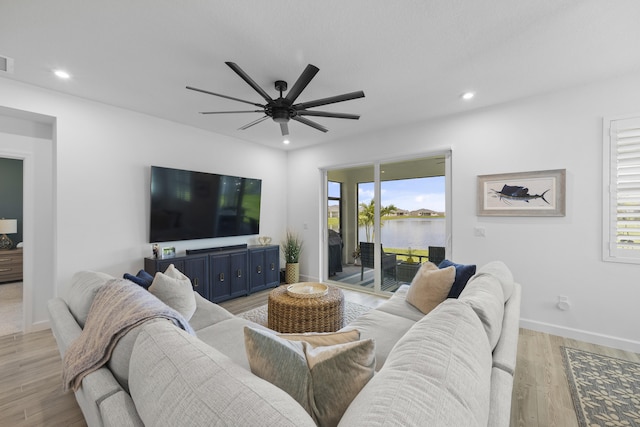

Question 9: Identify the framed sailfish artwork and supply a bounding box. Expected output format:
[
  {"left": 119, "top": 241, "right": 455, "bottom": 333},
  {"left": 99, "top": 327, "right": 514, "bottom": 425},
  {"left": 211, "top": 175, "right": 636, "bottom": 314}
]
[{"left": 477, "top": 169, "right": 566, "bottom": 216}]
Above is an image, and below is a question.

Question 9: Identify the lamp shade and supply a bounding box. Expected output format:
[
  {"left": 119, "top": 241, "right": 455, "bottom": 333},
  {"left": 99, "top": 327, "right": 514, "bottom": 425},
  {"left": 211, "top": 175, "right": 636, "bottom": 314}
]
[{"left": 0, "top": 219, "right": 17, "bottom": 234}]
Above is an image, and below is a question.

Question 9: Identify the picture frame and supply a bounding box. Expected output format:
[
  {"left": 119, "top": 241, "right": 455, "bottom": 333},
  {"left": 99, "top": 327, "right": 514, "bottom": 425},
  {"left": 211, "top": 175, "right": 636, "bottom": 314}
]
[
  {"left": 477, "top": 169, "right": 566, "bottom": 216},
  {"left": 161, "top": 246, "right": 176, "bottom": 258}
]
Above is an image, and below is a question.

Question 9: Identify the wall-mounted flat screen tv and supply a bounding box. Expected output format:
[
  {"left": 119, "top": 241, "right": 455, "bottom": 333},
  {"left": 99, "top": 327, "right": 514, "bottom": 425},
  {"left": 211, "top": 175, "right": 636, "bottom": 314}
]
[{"left": 149, "top": 166, "right": 261, "bottom": 243}]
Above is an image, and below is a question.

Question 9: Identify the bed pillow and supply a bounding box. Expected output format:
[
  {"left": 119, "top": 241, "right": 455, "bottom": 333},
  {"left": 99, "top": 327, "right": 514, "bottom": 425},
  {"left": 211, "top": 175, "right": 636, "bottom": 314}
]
[
  {"left": 406, "top": 262, "right": 455, "bottom": 315},
  {"left": 438, "top": 259, "right": 476, "bottom": 298},
  {"left": 244, "top": 327, "right": 375, "bottom": 427},
  {"left": 149, "top": 264, "right": 196, "bottom": 320}
]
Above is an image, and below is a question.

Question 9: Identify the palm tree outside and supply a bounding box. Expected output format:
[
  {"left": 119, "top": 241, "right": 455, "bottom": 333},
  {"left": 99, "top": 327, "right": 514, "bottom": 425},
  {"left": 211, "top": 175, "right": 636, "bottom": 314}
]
[{"left": 358, "top": 200, "right": 397, "bottom": 242}]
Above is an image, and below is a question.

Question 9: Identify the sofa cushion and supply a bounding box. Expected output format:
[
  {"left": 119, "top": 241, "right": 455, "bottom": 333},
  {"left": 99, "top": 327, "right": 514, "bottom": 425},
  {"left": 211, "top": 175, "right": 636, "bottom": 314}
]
[
  {"left": 107, "top": 319, "right": 164, "bottom": 392},
  {"left": 148, "top": 264, "right": 196, "bottom": 320},
  {"left": 129, "top": 321, "right": 316, "bottom": 427},
  {"left": 188, "top": 292, "right": 236, "bottom": 331},
  {"left": 374, "top": 284, "right": 425, "bottom": 322},
  {"left": 244, "top": 326, "right": 375, "bottom": 427},
  {"left": 338, "top": 300, "right": 492, "bottom": 427},
  {"left": 475, "top": 261, "right": 515, "bottom": 301},
  {"left": 458, "top": 273, "right": 505, "bottom": 350},
  {"left": 343, "top": 309, "right": 417, "bottom": 370},
  {"left": 405, "top": 262, "right": 455, "bottom": 315},
  {"left": 197, "top": 317, "right": 271, "bottom": 371},
  {"left": 438, "top": 259, "right": 476, "bottom": 298},
  {"left": 64, "top": 271, "right": 114, "bottom": 327}
]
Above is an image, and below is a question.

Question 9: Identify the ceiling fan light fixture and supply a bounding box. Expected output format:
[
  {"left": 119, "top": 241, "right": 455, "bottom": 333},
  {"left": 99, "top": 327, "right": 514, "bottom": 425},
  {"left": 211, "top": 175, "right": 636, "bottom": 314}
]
[{"left": 283, "top": 139, "right": 290, "bottom": 145}]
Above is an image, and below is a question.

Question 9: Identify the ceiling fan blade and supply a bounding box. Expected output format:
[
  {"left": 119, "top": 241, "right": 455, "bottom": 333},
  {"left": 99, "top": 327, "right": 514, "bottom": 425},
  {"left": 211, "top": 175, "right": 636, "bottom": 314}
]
[
  {"left": 291, "top": 116, "right": 328, "bottom": 133},
  {"left": 280, "top": 123, "right": 289, "bottom": 136},
  {"left": 225, "top": 62, "right": 273, "bottom": 103},
  {"left": 296, "top": 110, "right": 360, "bottom": 120},
  {"left": 238, "top": 115, "right": 269, "bottom": 131},
  {"left": 186, "top": 86, "right": 264, "bottom": 107},
  {"left": 199, "top": 110, "right": 263, "bottom": 114},
  {"left": 285, "top": 64, "right": 319, "bottom": 104},
  {"left": 294, "top": 91, "right": 365, "bottom": 110}
]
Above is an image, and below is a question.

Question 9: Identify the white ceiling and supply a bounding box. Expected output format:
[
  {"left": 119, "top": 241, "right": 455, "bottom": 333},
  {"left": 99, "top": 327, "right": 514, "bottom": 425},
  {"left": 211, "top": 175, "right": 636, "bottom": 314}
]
[{"left": 1, "top": 1, "right": 639, "bottom": 150}]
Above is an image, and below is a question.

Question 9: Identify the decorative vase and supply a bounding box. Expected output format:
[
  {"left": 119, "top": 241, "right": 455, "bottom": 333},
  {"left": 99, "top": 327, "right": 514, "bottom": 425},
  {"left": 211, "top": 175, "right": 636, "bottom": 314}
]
[{"left": 285, "top": 262, "right": 299, "bottom": 284}]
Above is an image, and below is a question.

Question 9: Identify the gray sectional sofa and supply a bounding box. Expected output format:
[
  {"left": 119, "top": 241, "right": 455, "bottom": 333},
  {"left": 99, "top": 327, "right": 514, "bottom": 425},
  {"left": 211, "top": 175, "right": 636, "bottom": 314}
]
[{"left": 48, "top": 261, "right": 521, "bottom": 427}]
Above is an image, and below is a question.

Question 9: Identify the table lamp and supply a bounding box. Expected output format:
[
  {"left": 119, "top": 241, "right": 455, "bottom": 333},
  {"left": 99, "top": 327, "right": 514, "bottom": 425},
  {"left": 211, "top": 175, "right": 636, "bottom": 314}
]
[{"left": 0, "top": 218, "right": 17, "bottom": 249}]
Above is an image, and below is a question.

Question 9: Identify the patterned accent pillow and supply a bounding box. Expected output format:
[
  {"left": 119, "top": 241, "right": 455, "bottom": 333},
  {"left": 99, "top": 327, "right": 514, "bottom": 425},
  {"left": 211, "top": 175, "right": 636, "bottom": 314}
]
[
  {"left": 406, "top": 262, "right": 455, "bottom": 314},
  {"left": 149, "top": 264, "right": 196, "bottom": 320},
  {"left": 244, "top": 327, "right": 375, "bottom": 427}
]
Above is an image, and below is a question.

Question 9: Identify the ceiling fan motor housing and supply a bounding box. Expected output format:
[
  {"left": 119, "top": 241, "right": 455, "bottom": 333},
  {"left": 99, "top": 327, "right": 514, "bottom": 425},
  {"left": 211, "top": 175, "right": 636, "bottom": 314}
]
[{"left": 269, "top": 96, "right": 294, "bottom": 123}]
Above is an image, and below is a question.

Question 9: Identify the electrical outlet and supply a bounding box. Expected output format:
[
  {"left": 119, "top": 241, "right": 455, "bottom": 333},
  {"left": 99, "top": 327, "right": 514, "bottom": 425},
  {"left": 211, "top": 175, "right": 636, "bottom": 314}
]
[
  {"left": 557, "top": 295, "right": 571, "bottom": 311},
  {"left": 474, "top": 227, "right": 486, "bottom": 237}
]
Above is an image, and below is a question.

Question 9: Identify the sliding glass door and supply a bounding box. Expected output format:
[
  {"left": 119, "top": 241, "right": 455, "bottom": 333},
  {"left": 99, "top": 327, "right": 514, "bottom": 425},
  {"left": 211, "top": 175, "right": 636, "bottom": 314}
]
[{"left": 324, "top": 153, "right": 450, "bottom": 294}]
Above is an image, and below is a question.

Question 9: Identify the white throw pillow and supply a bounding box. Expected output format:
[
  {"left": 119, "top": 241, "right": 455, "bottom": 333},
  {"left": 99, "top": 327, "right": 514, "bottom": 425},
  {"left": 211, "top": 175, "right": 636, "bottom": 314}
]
[
  {"left": 405, "top": 262, "right": 455, "bottom": 315},
  {"left": 149, "top": 264, "right": 196, "bottom": 320}
]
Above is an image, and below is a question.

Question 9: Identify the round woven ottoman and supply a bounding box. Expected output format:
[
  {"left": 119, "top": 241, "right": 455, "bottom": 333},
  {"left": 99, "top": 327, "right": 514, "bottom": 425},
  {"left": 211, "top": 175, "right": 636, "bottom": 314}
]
[{"left": 267, "top": 284, "right": 345, "bottom": 333}]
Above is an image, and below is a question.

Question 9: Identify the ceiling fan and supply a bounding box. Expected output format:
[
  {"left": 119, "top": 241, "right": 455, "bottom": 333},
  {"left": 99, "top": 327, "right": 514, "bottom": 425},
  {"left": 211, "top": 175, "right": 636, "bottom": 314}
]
[{"left": 186, "top": 62, "right": 365, "bottom": 136}]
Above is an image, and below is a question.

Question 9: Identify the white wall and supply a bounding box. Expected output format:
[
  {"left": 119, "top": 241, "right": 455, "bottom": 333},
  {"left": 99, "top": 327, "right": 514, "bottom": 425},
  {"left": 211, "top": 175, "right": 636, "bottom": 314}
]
[
  {"left": 287, "top": 72, "right": 640, "bottom": 353},
  {"left": 0, "top": 78, "right": 288, "bottom": 330}
]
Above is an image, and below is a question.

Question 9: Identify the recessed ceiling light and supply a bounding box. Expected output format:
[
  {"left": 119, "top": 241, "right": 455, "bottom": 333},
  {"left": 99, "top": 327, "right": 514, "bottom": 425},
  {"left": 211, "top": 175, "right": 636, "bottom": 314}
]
[
  {"left": 461, "top": 92, "right": 475, "bottom": 100},
  {"left": 54, "top": 69, "right": 71, "bottom": 79},
  {"left": 283, "top": 139, "right": 290, "bottom": 145}
]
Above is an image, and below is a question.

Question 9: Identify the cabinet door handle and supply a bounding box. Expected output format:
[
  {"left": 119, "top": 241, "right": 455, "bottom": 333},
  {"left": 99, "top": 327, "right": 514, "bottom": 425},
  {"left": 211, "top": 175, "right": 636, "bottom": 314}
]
[
  {"left": 219, "top": 273, "right": 224, "bottom": 282},
  {"left": 193, "top": 278, "right": 199, "bottom": 288},
  {"left": 236, "top": 269, "right": 242, "bottom": 278},
  {"left": 0, "top": 268, "right": 11, "bottom": 272},
  {"left": 256, "top": 265, "right": 262, "bottom": 274},
  {"left": 270, "top": 263, "right": 275, "bottom": 271},
  {"left": 0, "top": 258, "right": 12, "bottom": 262}
]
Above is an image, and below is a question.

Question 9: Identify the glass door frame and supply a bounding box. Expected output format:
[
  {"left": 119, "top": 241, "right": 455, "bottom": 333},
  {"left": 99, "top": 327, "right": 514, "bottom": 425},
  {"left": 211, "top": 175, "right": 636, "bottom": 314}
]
[{"left": 320, "top": 150, "right": 452, "bottom": 295}]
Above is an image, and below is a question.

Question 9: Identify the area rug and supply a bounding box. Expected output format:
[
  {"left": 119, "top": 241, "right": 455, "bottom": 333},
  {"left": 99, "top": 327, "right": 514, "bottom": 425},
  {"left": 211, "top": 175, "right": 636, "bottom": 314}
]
[
  {"left": 238, "top": 300, "right": 372, "bottom": 328},
  {"left": 561, "top": 346, "right": 640, "bottom": 427}
]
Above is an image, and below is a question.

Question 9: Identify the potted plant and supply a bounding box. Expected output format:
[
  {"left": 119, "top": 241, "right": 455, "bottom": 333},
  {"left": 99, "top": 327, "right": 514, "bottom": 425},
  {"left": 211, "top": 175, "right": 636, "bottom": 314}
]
[
  {"left": 282, "top": 230, "right": 303, "bottom": 284},
  {"left": 352, "top": 245, "right": 361, "bottom": 266},
  {"left": 405, "top": 247, "right": 416, "bottom": 264}
]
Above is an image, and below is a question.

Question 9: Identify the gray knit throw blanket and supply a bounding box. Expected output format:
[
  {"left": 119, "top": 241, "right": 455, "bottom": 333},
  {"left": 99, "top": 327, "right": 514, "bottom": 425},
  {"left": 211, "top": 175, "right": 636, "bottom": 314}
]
[{"left": 62, "top": 278, "right": 195, "bottom": 391}]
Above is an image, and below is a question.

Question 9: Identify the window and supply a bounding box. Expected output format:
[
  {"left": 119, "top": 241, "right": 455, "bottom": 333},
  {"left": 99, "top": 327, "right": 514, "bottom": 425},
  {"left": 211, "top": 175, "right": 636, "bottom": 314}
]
[{"left": 603, "top": 115, "right": 640, "bottom": 263}]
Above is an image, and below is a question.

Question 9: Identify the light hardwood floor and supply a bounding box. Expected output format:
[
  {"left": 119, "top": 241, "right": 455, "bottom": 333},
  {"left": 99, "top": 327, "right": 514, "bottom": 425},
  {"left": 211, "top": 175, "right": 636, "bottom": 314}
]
[{"left": 1, "top": 287, "right": 637, "bottom": 427}]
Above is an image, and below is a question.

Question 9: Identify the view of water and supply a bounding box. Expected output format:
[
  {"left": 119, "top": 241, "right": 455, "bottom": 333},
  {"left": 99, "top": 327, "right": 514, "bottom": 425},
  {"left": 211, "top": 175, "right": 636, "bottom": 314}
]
[{"left": 358, "top": 218, "right": 446, "bottom": 250}]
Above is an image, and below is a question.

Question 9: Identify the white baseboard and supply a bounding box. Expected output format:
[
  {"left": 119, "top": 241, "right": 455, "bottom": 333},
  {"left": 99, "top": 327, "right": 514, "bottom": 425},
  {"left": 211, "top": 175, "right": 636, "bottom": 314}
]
[{"left": 520, "top": 318, "right": 640, "bottom": 354}]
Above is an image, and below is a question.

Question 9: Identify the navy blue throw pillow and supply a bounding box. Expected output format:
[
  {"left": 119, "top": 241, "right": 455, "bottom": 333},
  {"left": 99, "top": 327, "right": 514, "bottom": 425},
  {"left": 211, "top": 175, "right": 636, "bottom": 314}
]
[
  {"left": 438, "top": 260, "right": 476, "bottom": 298},
  {"left": 123, "top": 269, "right": 154, "bottom": 289}
]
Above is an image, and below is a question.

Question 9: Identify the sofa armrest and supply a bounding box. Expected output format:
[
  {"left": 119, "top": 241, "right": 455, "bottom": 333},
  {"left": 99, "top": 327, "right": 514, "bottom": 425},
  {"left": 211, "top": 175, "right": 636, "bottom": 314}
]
[
  {"left": 47, "top": 297, "right": 82, "bottom": 358},
  {"left": 101, "top": 390, "right": 144, "bottom": 427},
  {"left": 75, "top": 367, "right": 128, "bottom": 427},
  {"left": 492, "top": 283, "right": 521, "bottom": 375}
]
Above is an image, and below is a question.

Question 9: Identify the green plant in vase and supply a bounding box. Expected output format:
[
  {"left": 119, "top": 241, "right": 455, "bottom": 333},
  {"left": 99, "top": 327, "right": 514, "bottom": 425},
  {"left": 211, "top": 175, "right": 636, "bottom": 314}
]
[{"left": 282, "top": 230, "right": 303, "bottom": 284}]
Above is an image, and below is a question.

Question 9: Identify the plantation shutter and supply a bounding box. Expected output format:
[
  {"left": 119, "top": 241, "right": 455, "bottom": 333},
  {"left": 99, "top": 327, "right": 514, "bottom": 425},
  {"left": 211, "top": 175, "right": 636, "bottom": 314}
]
[{"left": 604, "top": 116, "right": 640, "bottom": 262}]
